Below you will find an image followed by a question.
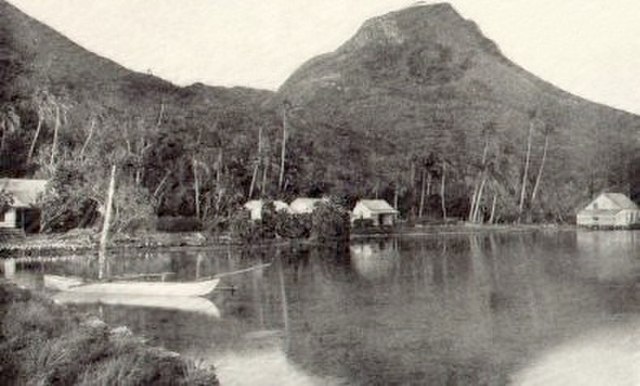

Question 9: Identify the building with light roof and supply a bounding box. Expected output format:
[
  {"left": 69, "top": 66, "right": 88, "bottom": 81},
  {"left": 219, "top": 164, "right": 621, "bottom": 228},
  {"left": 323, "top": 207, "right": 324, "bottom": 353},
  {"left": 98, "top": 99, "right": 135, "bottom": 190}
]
[{"left": 576, "top": 192, "right": 640, "bottom": 228}]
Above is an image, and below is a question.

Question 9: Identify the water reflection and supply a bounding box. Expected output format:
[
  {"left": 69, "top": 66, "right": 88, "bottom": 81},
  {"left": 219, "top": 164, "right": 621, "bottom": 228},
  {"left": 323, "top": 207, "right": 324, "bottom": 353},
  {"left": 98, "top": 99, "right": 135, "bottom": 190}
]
[
  {"left": 350, "top": 238, "right": 399, "bottom": 280},
  {"left": 6, "top": 230, "right": 640, "bottom": 384}
]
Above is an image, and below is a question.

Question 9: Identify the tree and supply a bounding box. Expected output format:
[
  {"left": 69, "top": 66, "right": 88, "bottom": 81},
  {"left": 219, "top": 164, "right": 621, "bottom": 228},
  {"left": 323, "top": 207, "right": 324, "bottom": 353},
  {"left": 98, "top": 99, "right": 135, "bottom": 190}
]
[
  {"left": 530, "top": 117, "right": 556, "bottom": 207},
  {"left": 518, "top": 110, "right": 538, "bottom": 222}
]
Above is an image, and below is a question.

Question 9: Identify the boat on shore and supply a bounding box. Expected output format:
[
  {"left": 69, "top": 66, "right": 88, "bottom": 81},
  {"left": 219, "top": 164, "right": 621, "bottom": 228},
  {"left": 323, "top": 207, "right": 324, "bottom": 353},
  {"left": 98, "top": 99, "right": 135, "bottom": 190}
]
[
  {"left": 51, "top": 291, "right": 221, "bottom": 318},
  {"left": 44, "top": 274, "right": 220, "bottom": 297}
]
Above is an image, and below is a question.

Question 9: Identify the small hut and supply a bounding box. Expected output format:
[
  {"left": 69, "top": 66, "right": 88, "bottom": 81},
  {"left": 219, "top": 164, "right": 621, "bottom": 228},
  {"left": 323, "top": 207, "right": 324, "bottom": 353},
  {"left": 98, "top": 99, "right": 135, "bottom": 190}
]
[
  {"left": 0, "top": 179, "right": 47, "bottom": 233},
  {"left": 576, "top": 193, "right": 640, "bottom": 228},
  {"left": 351, "top": 199, "right": 398, "bottom": 226},
  {"left": 243, "top": 200, "right": 289, "bottom": 221},
  {"left": 289, "top": 197, "right": 328, "bottom": 214}
]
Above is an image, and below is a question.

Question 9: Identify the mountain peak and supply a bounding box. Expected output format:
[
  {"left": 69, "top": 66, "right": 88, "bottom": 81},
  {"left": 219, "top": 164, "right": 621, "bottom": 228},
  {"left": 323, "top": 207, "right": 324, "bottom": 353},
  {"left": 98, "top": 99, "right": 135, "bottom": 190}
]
[{"left": 339, "top": 2, "right": 497, "bottom": 56}]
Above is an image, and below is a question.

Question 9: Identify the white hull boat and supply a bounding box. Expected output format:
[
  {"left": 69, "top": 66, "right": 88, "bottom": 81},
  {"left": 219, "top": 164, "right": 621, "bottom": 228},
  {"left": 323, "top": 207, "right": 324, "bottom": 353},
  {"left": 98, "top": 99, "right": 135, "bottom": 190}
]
[
  {"left": 52, "top": 291, "right": 221, "bottom": 318},
  {"left": 44, "top": 274, "right": 220, "bottom": 297}
]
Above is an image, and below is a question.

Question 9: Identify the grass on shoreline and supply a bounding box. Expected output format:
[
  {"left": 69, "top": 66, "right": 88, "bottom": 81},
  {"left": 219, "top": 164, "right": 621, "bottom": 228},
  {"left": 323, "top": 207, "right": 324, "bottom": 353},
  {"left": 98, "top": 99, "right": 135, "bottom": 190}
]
[{"left": 0, "top": 281, "right": 218, "bottom": 385}]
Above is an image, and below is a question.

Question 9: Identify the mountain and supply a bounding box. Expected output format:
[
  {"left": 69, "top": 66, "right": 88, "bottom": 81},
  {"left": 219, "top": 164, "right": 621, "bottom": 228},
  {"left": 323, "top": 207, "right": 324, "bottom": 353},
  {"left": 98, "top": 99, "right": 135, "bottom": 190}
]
[{"left": 274, "top": 2, "right": 640, "bottom": 220}]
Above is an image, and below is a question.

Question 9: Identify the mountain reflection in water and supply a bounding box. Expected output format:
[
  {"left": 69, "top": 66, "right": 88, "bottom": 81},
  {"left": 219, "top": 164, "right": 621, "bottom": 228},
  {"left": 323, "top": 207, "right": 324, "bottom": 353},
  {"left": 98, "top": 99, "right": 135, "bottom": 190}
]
[{"left": 5, "top": 230, "right": 640, "bottom": 385}]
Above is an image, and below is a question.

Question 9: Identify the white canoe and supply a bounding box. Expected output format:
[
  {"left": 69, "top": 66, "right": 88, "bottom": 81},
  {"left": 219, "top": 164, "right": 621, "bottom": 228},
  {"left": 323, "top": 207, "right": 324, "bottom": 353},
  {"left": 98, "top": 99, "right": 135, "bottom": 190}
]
[
  {"left": 52, "top": 292, "right": 221, "bottom": 318},
  {"left": 44, "top": 274, "right": 220, "bottom": 297}
]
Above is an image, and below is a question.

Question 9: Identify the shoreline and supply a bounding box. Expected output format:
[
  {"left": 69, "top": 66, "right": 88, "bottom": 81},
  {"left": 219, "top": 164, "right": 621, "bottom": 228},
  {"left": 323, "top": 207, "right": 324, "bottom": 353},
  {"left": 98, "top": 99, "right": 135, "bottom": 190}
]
[
  {"left": 0, "top": 223, "right": 603, "bottom": 258},
  {"left": 0, "top": 280, "right": 218, "bottom": 385}
]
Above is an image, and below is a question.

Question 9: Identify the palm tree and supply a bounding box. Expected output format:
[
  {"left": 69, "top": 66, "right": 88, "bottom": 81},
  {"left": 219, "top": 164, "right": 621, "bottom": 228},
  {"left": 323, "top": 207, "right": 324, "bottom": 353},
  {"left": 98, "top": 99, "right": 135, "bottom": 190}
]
[
  {"left": 530, "top": 120, "right": 556, "bottom": 206},
  {"left": 518, "top": 110, "right": 540, "bottom": 222}
]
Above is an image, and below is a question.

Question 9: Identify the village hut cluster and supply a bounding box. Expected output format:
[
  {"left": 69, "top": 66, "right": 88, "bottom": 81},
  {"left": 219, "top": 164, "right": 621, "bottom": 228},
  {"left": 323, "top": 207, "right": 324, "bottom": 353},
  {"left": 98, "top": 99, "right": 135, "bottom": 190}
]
[
  {"left": 243, "top": 197, "right": 399, "bottom": 226},
  {"left": 3, "top": 177, "right": 640, "bottom": 233}
]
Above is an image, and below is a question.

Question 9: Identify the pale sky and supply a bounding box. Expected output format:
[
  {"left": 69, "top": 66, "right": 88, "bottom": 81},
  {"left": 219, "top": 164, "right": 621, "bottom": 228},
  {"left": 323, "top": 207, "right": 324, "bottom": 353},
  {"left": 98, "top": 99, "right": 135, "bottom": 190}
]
[{"left": 7, "top": 0, "right": 640, "bottom": 115}]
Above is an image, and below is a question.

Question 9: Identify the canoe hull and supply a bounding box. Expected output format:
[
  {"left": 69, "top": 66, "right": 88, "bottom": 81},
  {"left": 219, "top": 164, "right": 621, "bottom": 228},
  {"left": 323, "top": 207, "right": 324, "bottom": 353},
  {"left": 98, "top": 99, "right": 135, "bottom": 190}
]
[{"left": 44, "top": 275, "right": 220, "bottom": 297}]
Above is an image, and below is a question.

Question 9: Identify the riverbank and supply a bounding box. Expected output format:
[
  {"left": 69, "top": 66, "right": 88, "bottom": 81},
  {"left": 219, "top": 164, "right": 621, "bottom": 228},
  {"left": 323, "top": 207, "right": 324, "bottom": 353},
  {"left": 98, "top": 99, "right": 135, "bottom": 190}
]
[
  {"left": 1, "top": 223, "right": 577, "bottom": 258},
  {"left": 0, "top": 280, "right": 218, "bottom": 385}
]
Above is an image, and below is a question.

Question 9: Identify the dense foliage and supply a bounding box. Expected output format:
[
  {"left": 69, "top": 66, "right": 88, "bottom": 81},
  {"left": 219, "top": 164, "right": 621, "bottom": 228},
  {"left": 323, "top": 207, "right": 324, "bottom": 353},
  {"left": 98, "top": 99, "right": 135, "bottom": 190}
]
[
  {"left": 229, "top": 200, "right": 347, "bottom": 243},
  {"left": 0, "top": 0, "right": 638, "bottom": 231}
]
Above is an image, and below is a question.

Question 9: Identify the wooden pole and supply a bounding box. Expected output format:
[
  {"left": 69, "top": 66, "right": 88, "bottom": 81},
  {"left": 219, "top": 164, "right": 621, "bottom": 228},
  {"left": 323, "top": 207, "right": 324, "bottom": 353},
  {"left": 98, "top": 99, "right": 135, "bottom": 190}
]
[
  {"left": 278, "top": 106, "right": 287, "bottom": 191},
  {"left": 98, "top": 165, "right": 116, "bottom": 280},
  {"left": 193, "top": 158, "right": 200, "bottom": 219},
  {"left": 419, "top": 169, "right": 426, "bottom": 218},
  {"left": 440, "top": 161, "right": 447, "bottom": 220}
]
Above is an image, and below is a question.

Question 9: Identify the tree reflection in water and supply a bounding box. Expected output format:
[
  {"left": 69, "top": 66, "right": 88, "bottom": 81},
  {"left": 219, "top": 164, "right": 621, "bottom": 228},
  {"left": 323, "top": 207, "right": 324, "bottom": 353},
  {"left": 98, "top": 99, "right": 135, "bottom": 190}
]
[{"left": 8, "top": 231, "right": 640, "bottom": 384}]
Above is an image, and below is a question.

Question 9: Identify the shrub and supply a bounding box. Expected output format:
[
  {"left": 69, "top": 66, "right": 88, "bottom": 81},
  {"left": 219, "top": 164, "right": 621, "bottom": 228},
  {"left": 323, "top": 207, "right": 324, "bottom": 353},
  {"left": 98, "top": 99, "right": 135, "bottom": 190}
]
[
  {"left": 155, "top": 216, "right": 203, "bottom": 233},
  {"left": 275, "top": 212, "right": 312, "bottom": 239},
  {"left": 310, "top": 200, "right": 350, "bottom": 242},
  {"left": 0, "top": 283, "right": 219, "bottom": 385},
  {"left": 228, "top": 210, "right": 259, "bottom": 243}
]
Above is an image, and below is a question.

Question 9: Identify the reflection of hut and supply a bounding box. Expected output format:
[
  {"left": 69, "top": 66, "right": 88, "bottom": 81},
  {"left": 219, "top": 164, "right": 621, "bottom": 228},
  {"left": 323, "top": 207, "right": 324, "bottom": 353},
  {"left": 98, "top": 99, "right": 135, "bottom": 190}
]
[
  {"left": 0, "top": 179, "right": 47, "bottom": 233},
  {"left": 349, "top": 240, "right": 399, "bottom": 280},
  {"left": 243, "top": 200, "right": 289, "bottom": 220},
  {"left": 351, "top": 199, "right": 398, "bottom": 226},
  {"left": 576, "top": 231, "right": 639, "bottom": 281},
  {"left": 576, "top": 193, "right": 640, "bottom": 228}
]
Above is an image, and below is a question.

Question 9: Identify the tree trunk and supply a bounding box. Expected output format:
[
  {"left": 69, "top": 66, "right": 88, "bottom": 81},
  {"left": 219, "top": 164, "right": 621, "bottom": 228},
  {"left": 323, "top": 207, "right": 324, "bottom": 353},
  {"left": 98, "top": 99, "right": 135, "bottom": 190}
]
[
  {"left": 518, "top": 121, "right": 534, "bottom": 221},
  {"left": 28, "top": 115, "right": 43, "bottom": 162},
  {"left": 473, "top": 174, "right": 487, "bottom": 223},
  {"left": 193, "top": 159, "right": 200, "bottom": 219},
  {"left": 249, "top": 163, "right": 259, "bottom": 199},
  {"left": 98, "top": 165, "right": 117, "bottom": 280},
  {"left": 49, "top": 105, "right": 60, "bottom": 167},
  {"left": 488, "top": 194, "right": 497, "bottom": 224},
  {"left": 530, "top": 134, "right": 549, "bottom": 206},
  {"left": 249, "top": 126, "right": 263, "bottom": 199},
  {"left": 0, "top": 120, "right": 5, "bottom": 154},
  {"left": 78, "top": 118, "right": 95, "bottom": 159},
  {"left": 261, "top": 158, "right": 268, "bottom": 197},
  {"left": 440, "top": 161, "right": 447, "bottom": 220},
  {"left": 468, "top": 187, "right": 478, "bottom": 222},
  {"left": 278, "top": 107, "right": 287, "bottom": 191},
  {"left": 426, "top": 172, "right": 432, "bottom": 196},
  {"left": 469, "top": 140, "right": 489, "bottom": 222},
  {"left": 153, "top": 170, "right": 171, "bottom": 198},
  {"left": 394, "top": 184, "right": 399, "bottom": 210},
  {"left": 419, "top": 169, "right": 426, "bottom": 218}
]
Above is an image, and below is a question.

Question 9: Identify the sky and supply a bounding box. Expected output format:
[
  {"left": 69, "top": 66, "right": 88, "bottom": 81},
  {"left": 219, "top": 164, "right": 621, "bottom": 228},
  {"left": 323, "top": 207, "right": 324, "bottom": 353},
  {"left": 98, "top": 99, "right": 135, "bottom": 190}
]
[{"left": 7, "top": 0, "right": 640, "bottom": 115}]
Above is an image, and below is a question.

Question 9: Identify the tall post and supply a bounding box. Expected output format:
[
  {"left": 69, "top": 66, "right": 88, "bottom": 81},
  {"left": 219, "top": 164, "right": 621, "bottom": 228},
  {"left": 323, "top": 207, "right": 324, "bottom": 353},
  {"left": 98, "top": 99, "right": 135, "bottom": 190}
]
[
  {"left": 193, "top": 158, "right": 200, "bottom": 219},
  {"left": 98, "top": 165, "right": 116, "bottom": 280},
  {"left": 278, "top": 104, "right": 288, "bottom": 192},
  {"left": 440, "top": 161, "right": 447, "bottom": 220}
]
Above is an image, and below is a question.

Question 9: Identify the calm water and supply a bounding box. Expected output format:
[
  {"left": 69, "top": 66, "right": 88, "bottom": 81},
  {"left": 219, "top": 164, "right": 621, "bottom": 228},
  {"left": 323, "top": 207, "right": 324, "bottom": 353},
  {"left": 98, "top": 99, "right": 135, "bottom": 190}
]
[{"left": 5, "top": 230, "right": 640, "bottom": 385}]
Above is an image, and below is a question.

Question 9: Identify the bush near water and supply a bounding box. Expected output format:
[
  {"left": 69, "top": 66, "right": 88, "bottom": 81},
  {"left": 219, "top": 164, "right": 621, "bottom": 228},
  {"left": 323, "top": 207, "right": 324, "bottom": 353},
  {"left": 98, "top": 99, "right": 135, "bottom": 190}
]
[
  {"left": 229, "top": 199, "right": 349, "bottom": 243},
  {"left": 0, "top": 282, "right": 218, "bottom": 385}
]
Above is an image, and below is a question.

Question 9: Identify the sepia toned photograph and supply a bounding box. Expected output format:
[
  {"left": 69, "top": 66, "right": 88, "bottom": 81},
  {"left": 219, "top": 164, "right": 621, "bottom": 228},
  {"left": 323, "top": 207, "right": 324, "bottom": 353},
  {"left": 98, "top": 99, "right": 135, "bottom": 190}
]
[{"left": 1, "top": 1, "right": 639, "bottom": 384}]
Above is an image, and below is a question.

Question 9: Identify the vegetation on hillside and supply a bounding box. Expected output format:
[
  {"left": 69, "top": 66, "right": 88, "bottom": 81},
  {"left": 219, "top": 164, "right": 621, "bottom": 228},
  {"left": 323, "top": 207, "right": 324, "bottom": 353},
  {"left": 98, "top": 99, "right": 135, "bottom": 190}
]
[{"left": 0, "top": 0, "right": 638, "bottom": 231}]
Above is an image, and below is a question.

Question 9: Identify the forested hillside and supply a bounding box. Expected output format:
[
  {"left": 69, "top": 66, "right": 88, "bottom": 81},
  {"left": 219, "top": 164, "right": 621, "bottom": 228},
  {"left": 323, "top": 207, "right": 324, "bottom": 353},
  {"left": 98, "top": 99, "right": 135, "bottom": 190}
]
[
  {"left": 1, "top": 0, "right": 639, "bottom": 229},
  {"left": 0, "top": 0, "right": 278, "bottom": 231},
  {"left": 275, "top": 3, "right": 640, "bottom": 222}
]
